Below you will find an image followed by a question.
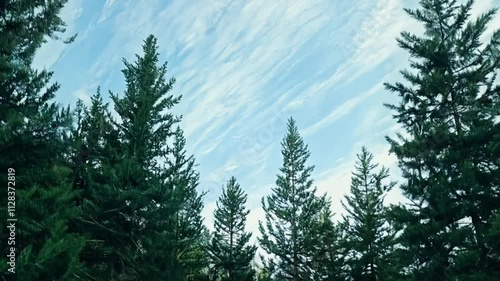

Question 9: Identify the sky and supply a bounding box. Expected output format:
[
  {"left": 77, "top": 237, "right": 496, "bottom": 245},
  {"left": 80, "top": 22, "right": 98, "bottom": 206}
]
[{"left": 33, "top": 0, "right": 500, "bottom": 242}]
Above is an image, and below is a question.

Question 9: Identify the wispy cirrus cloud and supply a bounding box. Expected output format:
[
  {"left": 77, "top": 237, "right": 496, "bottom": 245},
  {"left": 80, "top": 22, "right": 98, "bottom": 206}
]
[
  {"left": 37, "top": 0, "right": 500, "bottom": 235},
  {"left": 301, "top": 83, "right": 379, "bottom": 137}
]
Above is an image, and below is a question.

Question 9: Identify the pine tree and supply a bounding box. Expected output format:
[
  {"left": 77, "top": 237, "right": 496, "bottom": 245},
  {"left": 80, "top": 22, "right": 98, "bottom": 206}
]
[
  {"left": 259, "top": 117, "right": 326, "bottom": 281},
  {"left": 208, "top": 176, "right": 257, "bottom": 281},
  {"left": 108, "top": 35, "right": 206, "bottom": 280},
  {"left": 384, "top": 1, "right": 500, "bottom": 280},
  {"left": 311, "top": 203, "right": 348, "bottom": 281},
  {"left": 0, "top": 1, "right": 84, "bottom": 280},
  {"left": 341, "top": 147, "right": 397, "bottom": 281},
  {"left": 69, "top": 91, "right": 127, "bottom": 280},
  {"left": 187, "top": 227, "right": 212, "bottom": 281},
  {"left": 161, "top": 127, "right": 207, "bottom": 281}
]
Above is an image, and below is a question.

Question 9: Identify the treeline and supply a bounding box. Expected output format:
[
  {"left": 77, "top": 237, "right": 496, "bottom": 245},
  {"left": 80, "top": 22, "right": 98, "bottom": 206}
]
[{"left": 1, "top": 0, "right": 500, "bottom": 281}]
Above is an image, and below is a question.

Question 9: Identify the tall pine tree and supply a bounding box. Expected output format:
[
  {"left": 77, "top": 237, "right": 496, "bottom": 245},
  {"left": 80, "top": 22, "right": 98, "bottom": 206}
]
[
  {"left": 341, "top": 147, "right": 397, "bottom": 281},
  {"left": 208, "top": 176, "right": 257, "bottom": 281},
  {"left": 259, "top": 117, "right": 326, "bottom": 281},
  {"left": 0, "top": 1, "right": 84, "bottom": 280},
  {"left": 385, "top": 0, "right": 500, "bottom": 280},
  {"left": 108, "top": 35, "right": 206, "bottom": 280}
]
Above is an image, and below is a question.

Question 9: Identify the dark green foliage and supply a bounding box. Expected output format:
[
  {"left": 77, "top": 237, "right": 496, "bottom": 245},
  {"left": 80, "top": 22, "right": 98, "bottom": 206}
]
[
  {"left": 3, "top": 1, "right": 500, "bottom": 281},
  {"left": 67, "top": 35, "right": 207, "bottom": 281},
  {"left": 186, "top": 228, "right": 212, "bottom": 281},
  {"left": 341, "top": 147, "right": 398, "bottom": 281},
  {"left": 69, "top": 92, "right": 126, "bottom": 280},
  {"left": 208, "top": 176, "right": 257, "bottom": 281},
  {"left": 155, "top": 126, "right": 207, "bottom": 281},
  {"left": 259, "top": 117, "right": 326, "bottom": 281},
  {"left": 311, "top": 204, "right": 348, "bottom": 281},
  {"left": 0, "top": 0, "right": 84, "bottom": 280},
  {"left": 107, "top": 35, "right": 206, "bottom": 281},
  {"left": 384, "top": 0, "right": 500, "bottom": 280}
]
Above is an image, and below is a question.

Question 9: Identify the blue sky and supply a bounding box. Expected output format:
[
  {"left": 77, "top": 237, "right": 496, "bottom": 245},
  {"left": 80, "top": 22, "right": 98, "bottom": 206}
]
[{"left": 33, "top": 0, "right": 500, "bottom": 241}]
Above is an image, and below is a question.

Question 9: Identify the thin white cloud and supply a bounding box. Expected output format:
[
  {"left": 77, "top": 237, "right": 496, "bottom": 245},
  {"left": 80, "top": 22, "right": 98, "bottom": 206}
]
[
  {"left": 301, "top": 79, "right": 384, "bottom": 137},
  {"left": 74, "top": 89, "right": 92, "bottom": 106},
  {"left": 354, "top": 104, "right": 388, "bottom": 136},
  {"left": 32, "top": 0, "right": 83, "bottom": 71},
  {"left": 302, "top": 94, "right": 367, "bottom": 137},
  {"left": 97, "top": 0, "right": 120, "bottom": 24},
  {"left": 200, "top": 134, "right": 227, "bottom": 155},
  {"left": 328, "top": 0, "right": 404, "bottom": 85},
  {"left": 72, "top": 82, "right": 99, "bottom": 108}
]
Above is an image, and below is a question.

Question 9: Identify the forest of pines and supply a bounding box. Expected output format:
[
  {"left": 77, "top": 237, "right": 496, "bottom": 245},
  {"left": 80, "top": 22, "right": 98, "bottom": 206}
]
[{"left": 0, "top": 0, "right": 499, "bottom": 280}]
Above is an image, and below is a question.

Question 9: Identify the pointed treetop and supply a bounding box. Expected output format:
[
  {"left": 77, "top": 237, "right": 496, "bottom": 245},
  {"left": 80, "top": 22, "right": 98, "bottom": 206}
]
[
  {"left": 284, "top": 117, "right": 300, "bottom": 140},
  {"left": 286, "top": 117, "right": 297, "bottom": 130}
]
